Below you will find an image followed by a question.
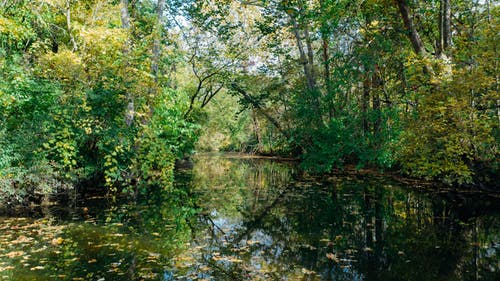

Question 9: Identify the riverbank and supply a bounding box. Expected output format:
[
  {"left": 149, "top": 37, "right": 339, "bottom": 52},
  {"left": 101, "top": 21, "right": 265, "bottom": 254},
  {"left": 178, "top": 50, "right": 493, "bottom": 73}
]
[{"left": 203, "top": 151, "right": 500, "bottom": 195}]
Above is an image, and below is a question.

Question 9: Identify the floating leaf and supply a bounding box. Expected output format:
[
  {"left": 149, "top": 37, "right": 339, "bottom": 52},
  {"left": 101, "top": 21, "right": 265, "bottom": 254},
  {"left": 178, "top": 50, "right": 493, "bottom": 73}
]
[
  {"left": 326, "top": 253, "right": 339, "bottom": 262},
  {"left": 51, "top": 237, "right": 64, "bottom": 245},
  {"left": 0, "top": 266, "right": 15, "bottom": 271},
  {"left": 301, "top": 268, "right": 316, "bottom": 275},
  {"left": 5, "top": 251, "right": 24, "bottom": 258},
  {"left": 30, "top": 266, "right": 45, "bottom": 270}
]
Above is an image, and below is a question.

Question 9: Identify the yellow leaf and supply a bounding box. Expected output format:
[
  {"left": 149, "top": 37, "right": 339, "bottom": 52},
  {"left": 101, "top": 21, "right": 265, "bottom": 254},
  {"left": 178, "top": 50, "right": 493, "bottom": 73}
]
[{"left": 51, "top": 237, "right": 64, "bottom": 245}]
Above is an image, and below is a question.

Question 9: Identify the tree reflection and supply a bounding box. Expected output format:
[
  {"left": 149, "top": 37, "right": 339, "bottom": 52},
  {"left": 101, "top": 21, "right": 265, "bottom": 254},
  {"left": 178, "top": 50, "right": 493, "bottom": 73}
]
[
  {"left": 180, "top": 155, "right": 499, "bottom": 281},
  {"left": 0, "top": 185, "right": 195, "bottom": 281},
  {"left": 1, "top": 155, "right": 496, "bottom": 280}
]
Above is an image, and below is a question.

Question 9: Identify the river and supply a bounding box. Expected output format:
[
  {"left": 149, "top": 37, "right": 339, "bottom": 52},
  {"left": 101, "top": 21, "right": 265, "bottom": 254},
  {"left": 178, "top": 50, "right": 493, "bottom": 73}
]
[{"left": 0, "top": 153, "right": 498, "bottom": 280}]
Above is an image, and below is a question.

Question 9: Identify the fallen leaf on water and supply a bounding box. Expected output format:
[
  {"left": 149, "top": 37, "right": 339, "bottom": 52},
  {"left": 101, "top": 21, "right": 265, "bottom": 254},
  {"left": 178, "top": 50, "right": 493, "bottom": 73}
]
[
  {"left": 5, "top": 251, "right": 24, "bottom": 258},
  {"left": 302, "top": 244, "right": 317, "bottom": 250},
  {"left": 302, "top": 268, "right": 316, "bottom": 275},
  {"left": 199, "top": 265, "right": 210, "bottom": 271},
  {"left": 11, "top": 235, "right": 33, "bottom": 245},
  {"left": 51, "top": 237, "right": 64, "bottom": 245},
  {"left": 326, "top": 253, "right": 339, "bottom": 262},
  {"left": 227, "top": 256, "right": 243, "bottom": 263},
  {"left": 32, "top": 246, "right": 47, "bottom": 253},
  {"left": 212, "top": 255, "right": 223, "bottom": 261},
  {"left": 175, "top": 256, "right": 194, "bottom": 262},
  {"left": 30, "top": 266, "right": 44, "bottom": 270}
]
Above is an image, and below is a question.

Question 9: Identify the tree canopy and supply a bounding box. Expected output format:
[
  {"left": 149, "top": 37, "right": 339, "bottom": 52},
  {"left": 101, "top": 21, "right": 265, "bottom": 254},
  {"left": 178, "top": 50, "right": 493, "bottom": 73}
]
[{"left": 0, "top": 0, "right": 498, "bottom": 204}]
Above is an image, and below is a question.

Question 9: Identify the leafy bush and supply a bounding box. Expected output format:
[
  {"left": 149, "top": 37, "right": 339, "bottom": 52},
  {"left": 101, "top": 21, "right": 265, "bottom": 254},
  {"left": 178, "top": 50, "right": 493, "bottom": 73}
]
[{"left": 397, "top": 78, "right": 497, "bottom": 185}]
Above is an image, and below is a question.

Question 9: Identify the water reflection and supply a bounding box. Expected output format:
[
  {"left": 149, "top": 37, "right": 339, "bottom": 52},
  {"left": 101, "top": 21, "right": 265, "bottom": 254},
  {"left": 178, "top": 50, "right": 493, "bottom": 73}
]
[
  {"left": 0, "top": 153, "right": 498, "bottom": 280},
  {"left": 175, "top": 154, "right": 499, "bottom": 281},
  {"left": 0, "top": 187, "right": 193, "bottom": 280}
]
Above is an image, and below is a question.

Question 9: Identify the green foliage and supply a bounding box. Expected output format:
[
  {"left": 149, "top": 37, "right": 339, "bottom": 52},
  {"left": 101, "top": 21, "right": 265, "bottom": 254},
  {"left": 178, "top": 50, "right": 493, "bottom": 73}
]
[
  {"left": 196, "top": 93, "right": 255, "bottom": 152},
  {"left": 398, "top": 72, "right": 497, "bottom": 184},
  {"left": 0, "top": 0, "right": 200, "bottom": 204},
  {"left": 395, "top": 4, "right": 499, "bottom": 184},
  {"left": 185, "top": 0, "right": 498, "bottom": 186},
  {"left": 133, "top": 89, "right": 199, "bottom": 188},
  {"left": 298, "top": 104, "right": 400, "bottom": 174},
  {"left": 1, "top": 0, "right": 499, "bottom": 206},
  {"left": 0, "top": 50, "right": 71, "bottom": 204}
]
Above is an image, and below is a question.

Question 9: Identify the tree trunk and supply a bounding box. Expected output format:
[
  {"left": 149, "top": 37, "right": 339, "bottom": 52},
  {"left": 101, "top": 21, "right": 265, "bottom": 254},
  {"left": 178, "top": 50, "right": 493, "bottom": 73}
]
[
  {"left": 288, "top": 12, "right": 322, "bottom": 123},
  {"left": 65, "top": 0, "right": 77, "bottom": 51},
  {"left": 322, "top": 37, "right": 331, "bottom": 91},
  {"left": 289, "top": 15, "right": 316, "bottom": 91},
  {"left": 372, "top": 66, "right": 382, "bottom": 134},
  {"left": 438, "top": 0, "right": 451, "bottom": 55},
  {"left": 120, "top": 0, "right": 130, "bottom": 29},
  {"left": 304, "top": 25, "right": 315, "bottom": 84},
  {"left": 322, "top": 35, "right": 334, "bottom": 120},
  {"left": 362, "top": 73, "right": 370, "bottom": 134},
  {"left": 438, "top": 0, "right": 443, "bottom": 54},
  {"left": 319, "top": 0, "right": 332, "bottom": 96},
  {"left": 442, "top": 0, "right": 451, "bottom": 50},
  {"left": 437, "top": 0, "right": 453, "bottom": 78},
  {"left": 151, "top": 0, "right": 165, "bottom": 82},
  {"left": 396, "top": 0, "right": 436, "bottom": 76},
  {"left": 395, "top": 0, "right": 426, "bottom": 56},
  {"left": 120, "top": 0, "right": 134, "bottom": 126},
  {"left": 146, "top": 0, "right": 166, "bottom": 118},
  {"left": 487, "top": 0, "right": 492, "bottom": 22}
]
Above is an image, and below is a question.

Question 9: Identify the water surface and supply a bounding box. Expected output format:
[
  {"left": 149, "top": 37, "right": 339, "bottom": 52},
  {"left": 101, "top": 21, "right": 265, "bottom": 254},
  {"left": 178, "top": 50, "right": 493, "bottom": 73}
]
[{"left": 0, "top": 154, "right": 498, "bottom": 280}]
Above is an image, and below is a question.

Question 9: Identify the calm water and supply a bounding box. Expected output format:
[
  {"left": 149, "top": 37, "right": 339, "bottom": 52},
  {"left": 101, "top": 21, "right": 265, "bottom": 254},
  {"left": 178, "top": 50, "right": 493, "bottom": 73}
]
[{"left": 0, "top": 154, "right": 498, "bottom": 280}]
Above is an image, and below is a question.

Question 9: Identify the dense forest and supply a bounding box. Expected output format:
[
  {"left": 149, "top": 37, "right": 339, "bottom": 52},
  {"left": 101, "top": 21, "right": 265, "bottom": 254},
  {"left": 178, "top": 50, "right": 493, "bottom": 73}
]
[{"left": 1, "top": 0, "right": 499, "bottom": 205}]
